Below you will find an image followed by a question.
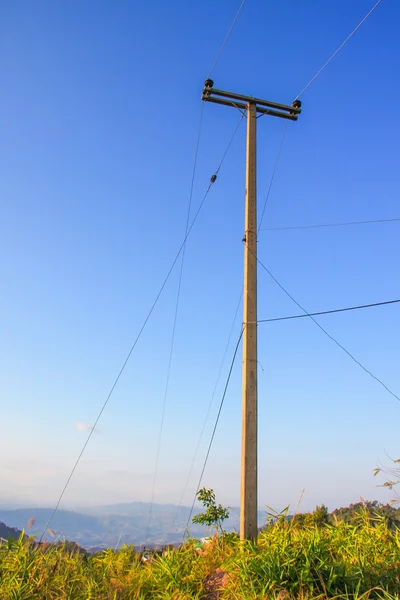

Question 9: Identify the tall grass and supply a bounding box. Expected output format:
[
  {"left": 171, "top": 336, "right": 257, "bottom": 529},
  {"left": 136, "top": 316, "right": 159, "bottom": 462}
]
[{"left": 0, "top": 508, "right": 399, "bottom": 599}]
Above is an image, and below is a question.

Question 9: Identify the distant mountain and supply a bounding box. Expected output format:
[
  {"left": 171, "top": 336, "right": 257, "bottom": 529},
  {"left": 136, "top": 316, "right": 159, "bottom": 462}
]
[
  {"left": 80, "top": 501, "right": 185, "bottom": 518},
  {"left": 0, "top": 508, "right": 111, "bottom": 548},
  {"left": 0, "top": 503, "right": 266, "bottom": 551}
]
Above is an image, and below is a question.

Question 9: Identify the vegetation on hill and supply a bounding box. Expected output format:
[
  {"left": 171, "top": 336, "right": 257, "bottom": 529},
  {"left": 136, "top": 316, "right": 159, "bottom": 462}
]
[
  {"left": 291, "top": 501, "right": 400, "bottom": 529},
  {"left": 0, "top": 504, "right": 399, "bottom": 599},
  {"left": 0, "top": 503, "right": 262, "bottom": 549},
  {"left": 0, "top": 521, "right": 24, "bottom": 542}
]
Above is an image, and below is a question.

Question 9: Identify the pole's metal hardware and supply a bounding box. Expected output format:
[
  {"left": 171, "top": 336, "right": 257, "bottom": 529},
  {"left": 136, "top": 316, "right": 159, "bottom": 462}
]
[{"left": 202, "top": 80, "right": 302, "bottom": 121}]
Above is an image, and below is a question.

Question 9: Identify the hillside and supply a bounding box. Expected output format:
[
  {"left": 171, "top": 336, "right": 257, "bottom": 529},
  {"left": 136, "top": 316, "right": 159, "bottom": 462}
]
[
  {"left": 0, "top": 521, "right": 24, "bottom": 542},
  {"left": 2, "top": 501, "right": 399, "bottom": 551},
  {"left": 1, "top": 513, "right": 400, "bottom": 599},
  {"left": 0, "top": 504, "right": 265, "bottom": 550}
]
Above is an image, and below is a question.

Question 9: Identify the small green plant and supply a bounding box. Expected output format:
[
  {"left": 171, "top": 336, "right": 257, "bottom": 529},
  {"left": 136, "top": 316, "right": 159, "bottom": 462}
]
[{"left": 192, "top": 487, "right": 229, "bottom": 537}]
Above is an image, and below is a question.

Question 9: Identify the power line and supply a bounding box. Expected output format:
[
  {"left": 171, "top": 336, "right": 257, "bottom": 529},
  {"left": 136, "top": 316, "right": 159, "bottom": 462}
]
[
  {"left": 145, "top": 103, "right": 205, "bottom": 544},
  {"left": 215, "top": 113, "right": 246, "bottom": 174},
  {"left": 258, "top": 122, "right": 288, "bottom": 232},
  {"left": 160, "top": 116, "right": 245, "bottom": 542},
  {"left": 207, "top": 0, "right": 248, "bottom": 79},
  {"left": 149, "top": 16, "right": 247, "bottom": 538},
  {"left": 257, "top": 299, "right": 400, "bottom": 324},
  {"left": 183, "top": 327, "right": 244, "bottom": 540},
  {"left": 295, "top": 0, "right": 383, "bottom": 99},
  {"left": 39, "top": 167, "right": 214, "bottom": 543},
  {"left": 40, "top": 107, "right": 245, "bottom": 543},
  {"left": 145, "top": 108, "right": 245, "bottom": 544},
  {"left": 259, "top": 217, "right": 400, "bottom": 232},
  {"left": 255, "top": 253, "right": 400, "bottom": 404},
  {"left": 172, "top": 291, "right": 243, "bottom": 531}
]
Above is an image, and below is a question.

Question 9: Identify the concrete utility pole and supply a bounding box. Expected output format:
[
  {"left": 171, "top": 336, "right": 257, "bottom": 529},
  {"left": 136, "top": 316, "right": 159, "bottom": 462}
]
[{"left": 202, "top": 80, "right": 301, "bottom": 541}]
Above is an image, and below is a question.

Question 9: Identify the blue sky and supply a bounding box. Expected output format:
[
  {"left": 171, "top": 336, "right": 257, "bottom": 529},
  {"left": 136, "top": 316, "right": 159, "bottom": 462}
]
[{"left": 1, "top": 0, "right": 399, "bottom": 518}]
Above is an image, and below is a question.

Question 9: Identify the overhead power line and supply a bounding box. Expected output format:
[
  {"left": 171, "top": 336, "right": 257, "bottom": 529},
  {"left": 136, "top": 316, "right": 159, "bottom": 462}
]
[
  {"left": 254, "top": 253, "right": 400, "bottom": 404},
  {"left": 39, "top": 115, "right": 245, "bottom": 543},
  {"left": 258, "top": 122, "right": 288, "bottom": 232},
  {"left": 207, "top": 0, "right": 248, "bottom": 78},
  {"left": 259, "top": 217, "right": 400, "bottom": 232},
  {"left": 295, "top": 0, "right": 383, "bottom": 99},
  {"left": 184, "top": 327, "right": 244, "bottom": 540},
  {"left": 172, "top": 291, "right": 243, "bottom": 531},
  {"left": 145, "top": 112, "right": 245, "bottom": 546},
  {"left": 145, "top": 103, "right": 205, "bottom": 545},
  {"left": 257, "top": 299, "right": 400, "bottom": 324},
  {"left": 40, "top": 182, "right": 213, "bottom": 543}
]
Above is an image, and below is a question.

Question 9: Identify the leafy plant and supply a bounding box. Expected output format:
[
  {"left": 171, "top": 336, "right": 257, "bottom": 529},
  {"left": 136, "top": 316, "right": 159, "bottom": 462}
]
[{"left": 192, "top": 487, "right": 230, "bottom": 537}]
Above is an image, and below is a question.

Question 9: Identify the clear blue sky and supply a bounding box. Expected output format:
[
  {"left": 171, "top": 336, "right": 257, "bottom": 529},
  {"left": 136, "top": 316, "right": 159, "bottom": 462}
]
[{"left": 1, "top": 0, "right": 399, "bottom": 517}]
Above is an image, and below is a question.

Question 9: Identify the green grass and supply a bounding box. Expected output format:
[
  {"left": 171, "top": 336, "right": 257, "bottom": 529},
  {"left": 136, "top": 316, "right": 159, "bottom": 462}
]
[{"left": 0, "top": 509, "right": 399, "bottom": 599}]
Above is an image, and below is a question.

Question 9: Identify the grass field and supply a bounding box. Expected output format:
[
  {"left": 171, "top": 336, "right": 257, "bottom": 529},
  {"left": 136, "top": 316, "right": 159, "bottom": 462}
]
[{"left": 0, "top": 508, "right": 399, "bottom": 599}]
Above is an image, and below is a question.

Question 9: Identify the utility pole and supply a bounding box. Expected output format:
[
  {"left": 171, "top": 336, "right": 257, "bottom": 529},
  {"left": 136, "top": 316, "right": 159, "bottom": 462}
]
[{"left": 202, "top": 80, "right": 301, "bottom": 541}]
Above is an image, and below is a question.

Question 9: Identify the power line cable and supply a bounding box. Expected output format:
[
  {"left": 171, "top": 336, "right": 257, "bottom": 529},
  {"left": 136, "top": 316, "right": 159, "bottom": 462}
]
[
  {"left": 216, "top": 114, "right": 246, "bottom": 174},
  {"left": 259, "top": 217, "right": 400, "bottom": 232},
  {"left": 171, "top": 291, "right": 243, "bottom": 531},
  {"left": 258, "top": 122, "right": 288, "bottom": 232},
  {"left": 40, "top": 108, "right": 245, "bottom": 543},
  {"left": 183, "top": 327, "right": 244, "bottom": 540},
  {"left": 158, "top": 115, "right": 245, "bottom": 544},
  {"left": 295, "top": 0, "right": 383, "bottom": 99},
  {"left": 145, "top": 103, "right": 205, "bottom": 544},
  {"left": 254, "top": 252, "right": 400, "bottom": 403},
  {"left": 257, "top": 299, "right": 400, "bottom": 324},
  {"left": 39, "top": 164, "right": 215, "bottom": 544},
  {"left": 207, "top": 0, "right": 249, "bottom": 79},
  {"left": 148, "top": 8, "right": 248, "bottom": 537}
]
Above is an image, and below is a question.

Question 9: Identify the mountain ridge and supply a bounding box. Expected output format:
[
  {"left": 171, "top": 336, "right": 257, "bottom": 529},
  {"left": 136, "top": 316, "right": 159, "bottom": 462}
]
[{"left": 0, "top": 503, "right": 266, "bottom": 550}]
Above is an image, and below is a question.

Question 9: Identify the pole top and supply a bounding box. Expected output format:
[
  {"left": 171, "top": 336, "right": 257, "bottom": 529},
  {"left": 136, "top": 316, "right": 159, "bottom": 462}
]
[{"left": 201, "top": 81, "right": 302, "bottom": 121}]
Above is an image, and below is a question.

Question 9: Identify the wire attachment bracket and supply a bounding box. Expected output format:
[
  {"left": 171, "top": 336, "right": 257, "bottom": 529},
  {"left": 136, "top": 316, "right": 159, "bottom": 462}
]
[{"left": 201, "top": 79, "right": 302, "bottom": 121}]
